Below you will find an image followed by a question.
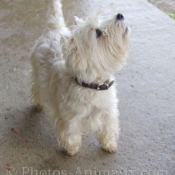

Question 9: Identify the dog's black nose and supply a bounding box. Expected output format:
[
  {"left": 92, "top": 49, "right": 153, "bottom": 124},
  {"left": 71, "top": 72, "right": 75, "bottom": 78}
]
[{"left": 116, "top": 13, "right": 124, "bottom": 20}]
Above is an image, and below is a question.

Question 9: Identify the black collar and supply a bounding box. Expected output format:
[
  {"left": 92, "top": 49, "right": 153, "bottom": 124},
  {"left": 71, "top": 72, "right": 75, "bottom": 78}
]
[{"left": 75, "top": 78, "right": 114, "bottom": 90}]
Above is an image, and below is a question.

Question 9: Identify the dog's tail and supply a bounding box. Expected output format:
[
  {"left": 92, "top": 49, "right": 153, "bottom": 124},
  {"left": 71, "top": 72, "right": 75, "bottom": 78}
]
[{"left": 46, "top": 0, "right": 66, "bottom": 30}]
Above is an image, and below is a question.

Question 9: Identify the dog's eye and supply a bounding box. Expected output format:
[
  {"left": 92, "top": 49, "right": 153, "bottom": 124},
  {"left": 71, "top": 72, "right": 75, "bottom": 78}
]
[{"left": 96, "top": 29, "right": 102, "bottom": 38}]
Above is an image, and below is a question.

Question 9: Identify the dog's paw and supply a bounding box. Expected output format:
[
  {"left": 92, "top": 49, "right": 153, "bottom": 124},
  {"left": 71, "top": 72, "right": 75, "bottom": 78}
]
[
  {"left": 35, "top": 105, "right": 42, "bottom": 111},
  {"left": 102, "top": 141, "right": 117, "bottom": 153},
  {"left": 66, "top": 146, "right": 79, "bottom": 156}
]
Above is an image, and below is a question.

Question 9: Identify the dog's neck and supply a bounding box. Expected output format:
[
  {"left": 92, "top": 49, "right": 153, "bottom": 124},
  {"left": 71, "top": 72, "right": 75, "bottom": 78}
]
[
  {"left": 73, "top": 73, "right": 112, "bottom": 85},
  {"left": 65, "top": 54, "right": 115, "bottom": 85}
]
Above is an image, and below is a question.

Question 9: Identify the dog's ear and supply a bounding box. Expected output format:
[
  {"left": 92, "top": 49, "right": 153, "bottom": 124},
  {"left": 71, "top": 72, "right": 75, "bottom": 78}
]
[
  {"left": 61, "top": 35, "right": 74, "bottom": 49},
  {"left": 61, "top": 35, "right": 77, "bottom": 61},
  {"left": 74, "top": 16, "right": 84, "bottom": 25}
]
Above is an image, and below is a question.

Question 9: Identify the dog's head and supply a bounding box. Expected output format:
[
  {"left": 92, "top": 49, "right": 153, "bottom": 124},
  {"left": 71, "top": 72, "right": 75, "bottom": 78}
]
[{"left": 62, "top": 13, "right": 130, "bottom": 83}]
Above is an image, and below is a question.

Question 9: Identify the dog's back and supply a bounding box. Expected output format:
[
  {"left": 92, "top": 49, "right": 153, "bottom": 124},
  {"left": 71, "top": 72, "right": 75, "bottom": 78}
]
[{"left": 30, "top": 0, "right": 69, "bottom": 108}]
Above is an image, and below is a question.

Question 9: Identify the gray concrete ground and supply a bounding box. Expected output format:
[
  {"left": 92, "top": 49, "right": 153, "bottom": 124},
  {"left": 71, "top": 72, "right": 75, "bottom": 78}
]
[
  {"left": 0, "top": 0, "right": 175, "bottom": 174},
  {"left": 148, "top": 0, "right": 175, "bottom": 19}
]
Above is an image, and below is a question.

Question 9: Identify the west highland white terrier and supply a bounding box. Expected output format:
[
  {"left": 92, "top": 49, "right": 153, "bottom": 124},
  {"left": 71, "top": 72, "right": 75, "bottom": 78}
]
[{"left": 30, "top": 0, "right": 130, "bottom": 156}]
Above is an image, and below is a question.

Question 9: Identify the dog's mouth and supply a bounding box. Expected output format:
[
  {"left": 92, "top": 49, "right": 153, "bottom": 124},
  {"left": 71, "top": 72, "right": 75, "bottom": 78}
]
[{"left": 123, "top": 26, "right": 129, "bottom": 36}]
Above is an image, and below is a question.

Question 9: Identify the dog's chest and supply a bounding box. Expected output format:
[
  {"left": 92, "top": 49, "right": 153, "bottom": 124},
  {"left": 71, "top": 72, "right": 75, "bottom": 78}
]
[{"left": 79, "top": 88, "right": 115, "bottom": 110}]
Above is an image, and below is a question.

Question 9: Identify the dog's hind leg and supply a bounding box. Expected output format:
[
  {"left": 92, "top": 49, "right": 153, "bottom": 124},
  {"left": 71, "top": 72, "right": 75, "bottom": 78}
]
[
  {"left": 30, "top": 80, "right": 42, "bottom": 110},
  {"left": 30, "top": 53, "right": 43, "bottom": 110}
]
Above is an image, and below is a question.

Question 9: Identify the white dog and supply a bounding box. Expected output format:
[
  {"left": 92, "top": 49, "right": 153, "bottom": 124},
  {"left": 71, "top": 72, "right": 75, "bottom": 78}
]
[{"left": 30, "top": 0, "right": 130, "bottom": 156}]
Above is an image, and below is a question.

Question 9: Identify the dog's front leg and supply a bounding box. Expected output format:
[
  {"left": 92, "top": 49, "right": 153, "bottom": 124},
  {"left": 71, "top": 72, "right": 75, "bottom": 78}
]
[
  {"left": 97, "top": 111, "right": 120, "bottom": 153},
  {"left": 56, "top": 120, "right": 82, "bottom": 156}
]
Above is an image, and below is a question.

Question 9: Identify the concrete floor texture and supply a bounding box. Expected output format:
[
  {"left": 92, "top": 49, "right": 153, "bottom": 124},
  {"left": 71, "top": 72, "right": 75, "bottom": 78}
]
[{"left": 0, "top": 0, "right": 175, "bottom": 174}]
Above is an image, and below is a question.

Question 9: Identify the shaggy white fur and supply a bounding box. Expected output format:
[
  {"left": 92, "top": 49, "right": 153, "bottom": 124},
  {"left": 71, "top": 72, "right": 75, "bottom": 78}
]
[{"left": 30, "top": 0, "right": 130, "bottom": 156}]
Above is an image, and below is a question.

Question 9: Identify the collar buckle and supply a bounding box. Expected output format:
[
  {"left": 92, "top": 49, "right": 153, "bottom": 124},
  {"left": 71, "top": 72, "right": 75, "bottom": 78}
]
[{"left": 97, "top": 82, "right": 109, "bottom": 90}]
